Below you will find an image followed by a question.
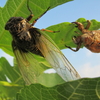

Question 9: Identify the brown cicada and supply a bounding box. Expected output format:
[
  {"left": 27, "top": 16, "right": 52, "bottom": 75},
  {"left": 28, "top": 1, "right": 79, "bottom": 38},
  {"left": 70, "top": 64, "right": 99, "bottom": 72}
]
[
  {"left": 5, "top": 0, "right": 80, "bottom": 85},
  {"left": 66, "top": 20, "right": 100, "bottom": 53}
]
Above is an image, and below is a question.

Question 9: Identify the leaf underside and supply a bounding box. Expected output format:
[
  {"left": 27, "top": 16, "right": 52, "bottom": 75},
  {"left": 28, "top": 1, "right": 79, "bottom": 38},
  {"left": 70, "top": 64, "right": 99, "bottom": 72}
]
[{"left": 17, "top": 77, "right": 100, "bottom": 100}]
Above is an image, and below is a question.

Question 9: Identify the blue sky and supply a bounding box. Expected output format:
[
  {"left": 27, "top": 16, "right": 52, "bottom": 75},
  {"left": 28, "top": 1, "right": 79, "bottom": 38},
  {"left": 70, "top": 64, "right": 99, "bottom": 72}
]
[{"left": 0, "top": 0, "right": 100, "bottom": 78}]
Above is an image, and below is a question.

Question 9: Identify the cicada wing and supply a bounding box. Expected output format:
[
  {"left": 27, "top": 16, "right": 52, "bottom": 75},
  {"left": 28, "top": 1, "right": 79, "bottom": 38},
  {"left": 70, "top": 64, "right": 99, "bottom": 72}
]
[
  {"left": 12, "top": 42, "right": 45, "bottom": 85},
  {"left": 36, "top": 30, "right": 80, "bottom": 81}
]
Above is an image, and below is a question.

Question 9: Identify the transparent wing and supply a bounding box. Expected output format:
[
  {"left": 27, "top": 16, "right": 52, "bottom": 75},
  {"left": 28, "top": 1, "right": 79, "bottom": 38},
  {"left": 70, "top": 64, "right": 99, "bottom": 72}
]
[
  {"left": 13, "top": 44, "right": 45, "bottom": 85},
  {"left": 36, "top": 29, "right": 80, "bottom": 81},
  {"left": 12, "top": 28, "right": 80, "bottom": 85}
]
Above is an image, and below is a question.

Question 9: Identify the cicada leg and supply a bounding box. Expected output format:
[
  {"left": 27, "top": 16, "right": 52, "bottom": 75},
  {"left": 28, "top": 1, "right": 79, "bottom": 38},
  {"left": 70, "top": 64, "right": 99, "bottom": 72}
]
[
  {"left": 72, "top": 20, "right": 91, "bottom": 32},
  {"left": 26, "top": 4, "right": 50, "bottom": 25},
  {"left": 65, "top": 43, "right": 82, "bottom": 52},
  {"left": 41, "top": 29, "right": 60, "bottom": 33},
  {"left": 26, "top": 14, "right": 34, "bottom": 21},
  {"left": 65, "top": 36, "right": 82, "bottom": 52},
  {"left": 72, "top": 22, "right": 85, "bottom": 32},
  {"left": 65, "top": 45, "right": 79, "bottom": 52},
  {"left": 31, "top": 7, "right": 50, "bottom": 26},
  {"left": 85, "top": 20, "right": 91, "bottom": 29},
  {"left": 26, "top": 0, "right": 34, "bottom": 21}
]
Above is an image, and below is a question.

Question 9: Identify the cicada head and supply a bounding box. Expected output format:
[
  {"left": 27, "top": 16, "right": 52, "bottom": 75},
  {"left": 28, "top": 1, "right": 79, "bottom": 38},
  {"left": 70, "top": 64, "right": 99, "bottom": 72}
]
[{"left": 5, "top": 17, "right": 30, "bottom": 35}]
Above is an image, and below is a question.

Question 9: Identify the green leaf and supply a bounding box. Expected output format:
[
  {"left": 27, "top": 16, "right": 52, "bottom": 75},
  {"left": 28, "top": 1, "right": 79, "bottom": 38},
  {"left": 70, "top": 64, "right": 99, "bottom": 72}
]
[
  {"left": 0, "top": 59, "right": 7, "bottom": 81},
  {"left": 37, "top": 73, "right": 65, "bottom": 87},
  {"left": 17, "top": 77, "right": 100, "bottom": 100},
  {"left": 96, "top": 81, "right": 100, "bottom": 99},
  {"left": 0, "top": 57, "right": 23, "bottom": 84},
  {"left": 0, "top": 81, "right": 22, "bottom": 100},
  {"left": 0, "top": 57, "right": 24, "bottom": 99}
]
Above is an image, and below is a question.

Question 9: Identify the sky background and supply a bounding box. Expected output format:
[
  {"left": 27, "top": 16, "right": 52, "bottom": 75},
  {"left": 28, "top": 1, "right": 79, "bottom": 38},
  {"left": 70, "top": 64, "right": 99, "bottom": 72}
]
[{"left": 0, "top": 0, "right": 100, "bottom": 78}]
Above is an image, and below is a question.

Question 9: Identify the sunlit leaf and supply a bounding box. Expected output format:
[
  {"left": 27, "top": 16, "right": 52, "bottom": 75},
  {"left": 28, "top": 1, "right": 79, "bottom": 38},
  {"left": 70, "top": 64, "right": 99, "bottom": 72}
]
[
  {"left": 37, "top": 73, "right": 65, "bottom": 87},
  {"left": 0, "top": 57, "right": 23, "bottom": 84},
  {"left": 0, "top": 81, "right": 22, "bottom": 100},
  {"left": 17, "top": 77, "right": 100, "bottom": 100}
]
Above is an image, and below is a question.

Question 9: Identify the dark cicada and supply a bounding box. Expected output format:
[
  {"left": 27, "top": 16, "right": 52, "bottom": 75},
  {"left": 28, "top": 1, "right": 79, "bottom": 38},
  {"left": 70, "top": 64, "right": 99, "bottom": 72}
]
[
  {"left": 5, "top": 0, "right": 80, "bottom": 85},
  {"left": 66, "top": 20, "right": 100, "bottom": 53}
]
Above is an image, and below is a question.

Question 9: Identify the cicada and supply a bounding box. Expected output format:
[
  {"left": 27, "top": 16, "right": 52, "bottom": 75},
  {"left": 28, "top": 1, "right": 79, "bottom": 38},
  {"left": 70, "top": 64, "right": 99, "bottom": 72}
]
[
  {"left": 5, "top": 0, "right": 80, "bottom": 85},
  {"left": 66, "top": 20, "right": 100, "bottom": 53}
]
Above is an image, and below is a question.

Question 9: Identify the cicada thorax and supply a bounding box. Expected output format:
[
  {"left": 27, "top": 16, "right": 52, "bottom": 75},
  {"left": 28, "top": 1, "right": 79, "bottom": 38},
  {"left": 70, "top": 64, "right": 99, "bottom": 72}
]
[{"left": 5, "top": 17, "right": 43, "bottom": 56}]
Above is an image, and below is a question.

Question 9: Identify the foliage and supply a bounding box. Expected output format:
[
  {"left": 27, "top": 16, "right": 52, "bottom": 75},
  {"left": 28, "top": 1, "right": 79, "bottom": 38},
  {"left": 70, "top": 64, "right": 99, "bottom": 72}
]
[
  {"left": 17, "top": 78, "right": 100, "bottom": 100},
  {"left": 0, "top": 0, "right": 100, "bottom": 100}
]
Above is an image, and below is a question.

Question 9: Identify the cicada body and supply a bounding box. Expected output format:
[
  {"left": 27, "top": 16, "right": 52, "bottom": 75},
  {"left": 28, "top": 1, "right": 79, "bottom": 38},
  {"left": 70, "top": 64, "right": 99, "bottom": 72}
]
[
  {"left": 66, "top": 20, "right": 100, "bottom": 53},
  {"left": 5, "top": 1, "right": 80, "bottom": 85}
]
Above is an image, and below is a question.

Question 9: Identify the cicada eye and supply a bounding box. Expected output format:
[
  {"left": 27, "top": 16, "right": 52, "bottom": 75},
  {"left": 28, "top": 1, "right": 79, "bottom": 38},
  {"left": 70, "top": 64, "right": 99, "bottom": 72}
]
[
  {"left": 5, "top": 17, "right": 24, "bottom": 30},
  {"left": 5, "top": 17, "right": 15, "bottom": 30},
  {"left": 5, "top": 22, "right": 10, "bottom": 30}
]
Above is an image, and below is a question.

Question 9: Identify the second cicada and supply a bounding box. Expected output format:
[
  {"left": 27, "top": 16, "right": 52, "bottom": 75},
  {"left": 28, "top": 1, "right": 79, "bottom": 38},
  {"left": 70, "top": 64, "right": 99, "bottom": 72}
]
[{"left": 66, "top": 20, "right": 100, "bottom": 53}]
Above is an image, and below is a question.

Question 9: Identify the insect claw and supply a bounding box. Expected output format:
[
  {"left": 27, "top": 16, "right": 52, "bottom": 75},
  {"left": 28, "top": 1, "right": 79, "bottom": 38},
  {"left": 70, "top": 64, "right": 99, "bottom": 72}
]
[
  {"left": 71, "top": 22, "right": 78, "bottom": 24},
  {"left": 87, "top": 20, "right": 91, "bottom": 23},
  {"left": 85, "top": 20, "right": 91, "bottom": 29},
  {"left": 72, "top": 22, "right": 78, "bottom": 27},
  {"left": 47, "top": 6, "right": 51, "bottom": 10},
  {"left": 54, "top": 30, "right": 60, "bottom": 33},
  {"left": 73, "top": 36, "right": 77, "bottom": 38},
  {"left": 65, "top": 45, "right": 70, "bottom": 48},
  {"left": 74, "top": 31, "right": 80, "bottom": 34},
  {"left": 72, "top": 22, "right": 76, "bottom": 24},
  {"left": 72, "top": 22, "right": 82, "bottom": 26},
  {"left": 41, "top": 29, "right": 59, "bottom": 33}
]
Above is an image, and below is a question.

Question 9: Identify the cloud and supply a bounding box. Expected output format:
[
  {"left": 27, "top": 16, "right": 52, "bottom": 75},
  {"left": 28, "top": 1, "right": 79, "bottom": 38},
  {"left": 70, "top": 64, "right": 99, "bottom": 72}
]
[
  {"left": 85, "top": 48, "right": 93, "bottom": 57},
  {"left": 78, "top": 63, "right": 100, "bottom": 78}
]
